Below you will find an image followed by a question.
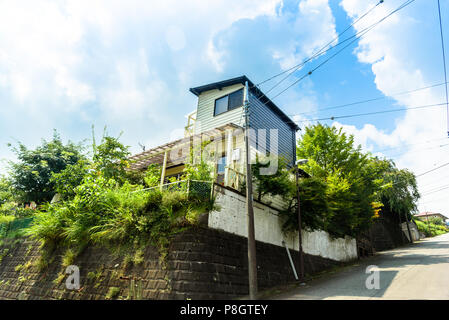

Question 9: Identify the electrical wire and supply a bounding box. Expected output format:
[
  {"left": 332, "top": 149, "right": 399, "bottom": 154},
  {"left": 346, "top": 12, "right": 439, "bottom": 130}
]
[
  {"left": 257, "top": 0, "right": 384, "bottom": 96},
  {"left": 437, "top": 0, "right": 449, "bottom": 137},
  {"left": 374, "top": 143, "right": 449, "bottom": 158},
  {"left": 292, "top": 102, "right": 446, "bottom": 123},
  {"left": 420, "top": 184, "right": 449, "bottom": 196},
  {"left": 416, "top": 161, "right": 449, "bottom": 177},
  {"left": 371, "top": 137, "right": 448, "bottom": 153},
  {"left": 288, "top": 82, "right": 448, "bottom": 117},
  {"left": 421, "top": 182, "right": 449, "bottom": 194},
  {"left": 267, "top": 0, "right": 417, "bottom": 102}
]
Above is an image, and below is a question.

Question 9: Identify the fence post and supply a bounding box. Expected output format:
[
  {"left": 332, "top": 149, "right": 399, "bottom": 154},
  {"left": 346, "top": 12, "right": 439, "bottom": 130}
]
[
  {"left": 160, "top": 151, "right": 168, "bottom": 191},
  {"left": 187, "top": 179, "right": 190, "bottom": 199}
]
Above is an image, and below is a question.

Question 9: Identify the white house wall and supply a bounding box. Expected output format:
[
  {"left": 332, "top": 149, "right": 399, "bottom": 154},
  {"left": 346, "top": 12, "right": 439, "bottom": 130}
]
[{"left": 208, "top": 186, "right": 358, "bottom": 262}]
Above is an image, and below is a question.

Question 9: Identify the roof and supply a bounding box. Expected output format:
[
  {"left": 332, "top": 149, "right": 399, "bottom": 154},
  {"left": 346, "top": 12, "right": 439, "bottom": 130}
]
[
  {"left": 128, "top": 123, "right": 243, "bottom": 171},
  {"left": 415, "top": 212, "right": 448, "bottom": 219},
  {"left": 189, "top": 75, "right": 300, "bottom": 131}
]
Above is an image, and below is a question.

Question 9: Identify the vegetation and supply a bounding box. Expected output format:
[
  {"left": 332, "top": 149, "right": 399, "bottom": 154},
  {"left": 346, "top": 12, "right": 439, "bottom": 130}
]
[
  {"left": 0, "top": 123, "right": 427, "bottom": 270},
  {"left": 105, "top": 287, "right": 120, "bottom": 300},
  {"left": 1, "top": 129, "right": 215, "bottom": 269},
  {"left": 7, "top": 130, "right": 85, "bottom": 204},
  {"left": 250, "top": 124, "right": 422, "bottom": 239},
  {"left": 414, "top": 218, "right": 448, "bottom": 237}
]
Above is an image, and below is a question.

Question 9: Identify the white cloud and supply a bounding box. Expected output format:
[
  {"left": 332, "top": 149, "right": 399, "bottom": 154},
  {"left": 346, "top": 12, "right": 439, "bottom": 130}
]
[
  {"left": 272, "top": 0, "right": 337, "bottom": 70},
  {"left": 339, "top": 0, "right": 449, "bottom": 214}
]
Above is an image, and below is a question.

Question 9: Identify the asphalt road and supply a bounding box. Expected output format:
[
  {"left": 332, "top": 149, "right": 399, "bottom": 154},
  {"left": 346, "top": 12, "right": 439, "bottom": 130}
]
[{"left": 272, "top": 233, "right": 449, "bottom": 300}]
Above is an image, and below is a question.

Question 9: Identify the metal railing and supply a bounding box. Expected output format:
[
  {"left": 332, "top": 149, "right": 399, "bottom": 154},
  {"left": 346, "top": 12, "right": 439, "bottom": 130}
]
[{"left": 131, "top": 179, "right": 214, "bottom": 199}]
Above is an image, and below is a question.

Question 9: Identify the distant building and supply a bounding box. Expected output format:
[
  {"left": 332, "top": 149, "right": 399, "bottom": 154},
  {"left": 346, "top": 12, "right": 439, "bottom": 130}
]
[{"left": 414, "top": 212, "right": 448, "bottom": 222}]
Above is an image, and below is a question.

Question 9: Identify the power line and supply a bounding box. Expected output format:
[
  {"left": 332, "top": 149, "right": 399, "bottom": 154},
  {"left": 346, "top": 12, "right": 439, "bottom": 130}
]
[
  {"left": 437, "top": 0, "right": 449, "bottom": 137},
  {"left": 421, "top": 184, "right": 449, "bottom": 196},
  {"left": 372, "top": 137, "right": 448, "bottom": 153},
  {"left": 421, "top": 182, "right": 449, "bottom": 194},
  {"left": 374, "top": 142, "right": 449, "bottom": 158},
  {"left": 419, "top": 172, "right": 449, "bottom": 188},
  {"left": 257, "top": 0, "right": 384, "bottom": 96},
  {"left": 416, "top": 161, "right": 449, "bottom": 177},
  {"left": 292, "top": 102, "right": 446, "bottom": 123},
  {"left": 418, "top": 195, "right": 448, "bottom": 205},
  {"left": 289, "top": 82, "right": 448, "bottom": 117},
  {"left": 268, "top": 0, "right": 417, "bottom": 101}
]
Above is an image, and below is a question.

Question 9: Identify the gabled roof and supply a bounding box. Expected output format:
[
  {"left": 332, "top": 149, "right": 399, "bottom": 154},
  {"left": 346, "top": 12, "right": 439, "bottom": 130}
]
[
  {"left": 189, "top": 75, "right": 300, "bottom": 131},
  {"left": 415, "top": 212, "right": 448, "bottom": 219}
]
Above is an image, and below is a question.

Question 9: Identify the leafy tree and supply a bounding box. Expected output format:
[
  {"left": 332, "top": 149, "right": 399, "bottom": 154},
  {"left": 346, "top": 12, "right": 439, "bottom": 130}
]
[
  {"left": 250, "top": 155, "right": 331, "bottom": 234},
  {"left": 280, "top": 176, "right": 331, "bottom": 234},
  {"left": 92, "top": 132, "right": 131, "bottom": 183},
  {"left": 297, "top": 124, "right": 383, "bottom": 237},
  {"left": 375, "top": 159, "right": 420, "bottom": 223},
  {"left": 251, "top": 156, "right": 291, "bottom": 202},
  {"left": 8, "top": 130, "right": 85, "bottom": 204},
  {"left": 144, "top": 164, "right": 162, "bottom": 188},
  {"left": 0, "top": 175, "right": 14, "bottom": 205},
  {"left": 50, "top": 159, "right": 91, "bottom": 199}
]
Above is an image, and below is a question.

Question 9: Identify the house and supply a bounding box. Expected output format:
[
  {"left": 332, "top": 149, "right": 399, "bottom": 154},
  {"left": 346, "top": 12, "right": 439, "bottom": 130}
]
[
  {"left": 127, "top": 75, "right": 359, "bottom": 272},
  {"left": 414, "top": 212, "right": 448, "bottom": 222},
  {"left": 129, "top": 75, "right": 299, "bottom": 192}
]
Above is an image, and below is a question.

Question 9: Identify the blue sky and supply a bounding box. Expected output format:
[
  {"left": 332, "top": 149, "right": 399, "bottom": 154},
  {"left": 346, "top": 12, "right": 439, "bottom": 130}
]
[{"left": 0, "top": 0, "right": 448, "bottom": 215}]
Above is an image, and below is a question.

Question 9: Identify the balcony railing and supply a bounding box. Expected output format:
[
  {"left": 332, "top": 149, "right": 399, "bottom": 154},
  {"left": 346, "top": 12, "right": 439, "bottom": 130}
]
[{"left": 131, "top": 179, "right": 214, "bottom": 200}]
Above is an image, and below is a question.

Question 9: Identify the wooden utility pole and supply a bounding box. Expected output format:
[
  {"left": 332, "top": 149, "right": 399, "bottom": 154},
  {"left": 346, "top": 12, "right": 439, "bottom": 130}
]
[
  {"left": 244, "top": 81, "right": 258, "bottom": 299},
  {"left": 295, "top": 167, "right": 305, "bottom": 283},
  {"left": 404, "top": 212, "right": 413, "bottom": 243}
]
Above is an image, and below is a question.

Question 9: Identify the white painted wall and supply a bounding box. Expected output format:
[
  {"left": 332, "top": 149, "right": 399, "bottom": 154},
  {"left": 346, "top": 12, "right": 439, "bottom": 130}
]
[
  {"left": 401, "top": 222, "right": 421, "bottom": 241},
  {"left": 208, "top": 186, "right": 358, "bottom": 262}
]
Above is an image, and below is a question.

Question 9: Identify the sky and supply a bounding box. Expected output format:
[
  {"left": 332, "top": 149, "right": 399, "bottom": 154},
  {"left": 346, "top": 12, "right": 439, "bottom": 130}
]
[{"left": 0, "top": 0, "right": 448, "bottom": 216}]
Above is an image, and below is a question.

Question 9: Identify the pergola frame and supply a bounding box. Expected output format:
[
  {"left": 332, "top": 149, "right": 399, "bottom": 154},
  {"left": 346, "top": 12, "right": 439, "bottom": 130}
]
[{"left": 128, "top": 123, "right": 244, "bottom": 189}]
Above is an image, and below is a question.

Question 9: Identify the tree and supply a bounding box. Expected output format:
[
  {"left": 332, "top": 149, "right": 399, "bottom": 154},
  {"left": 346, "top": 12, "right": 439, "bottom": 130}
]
[
  {"left": 251, "top": 156, "right": 291, "bottom": 202},
  {"left": 375, "top": 158, "right": 420, "bottom": 223},
  {"left": 250, "top": 155, "right": 331, "bottom": 234},
  {"left": 50, "top": 159, "right": 91, "bottom": 199},
  {"left": 297, "top": 124, "right": 383, "bottom": 237},
  {"left": 92, "top": 131, "right": 130, "bottom": 183},
  {"left": 8, "top": 130, "right": 85, "bottom": 204},
  {"left": 0, "top": 175, "right": 14, "bottom": 205}
]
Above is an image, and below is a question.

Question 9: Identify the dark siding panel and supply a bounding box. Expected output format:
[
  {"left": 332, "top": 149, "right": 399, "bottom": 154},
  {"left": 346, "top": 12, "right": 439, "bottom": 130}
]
[{"left": 248, "top": 92, "right": 296, "bottom": 166}]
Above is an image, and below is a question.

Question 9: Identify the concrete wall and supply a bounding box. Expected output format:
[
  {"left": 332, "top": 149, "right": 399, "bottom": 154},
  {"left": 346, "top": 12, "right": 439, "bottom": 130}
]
[
  {"left": 401, "top": 222, "right": 421, "bottom": 242},
  {"left": 208, "top": 185, "right": 358, "bottom": 262}
]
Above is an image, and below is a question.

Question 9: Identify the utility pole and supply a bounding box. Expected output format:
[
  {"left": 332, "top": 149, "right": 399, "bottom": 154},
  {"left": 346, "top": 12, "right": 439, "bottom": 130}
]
[
  {"left": 244, "top": 81, "right": 258, "bottom": 300},
  {"left": 404, "top": 212, "right": 413, "bottom": 243},
  {"left": 295, "top": 159, "right": 308, "bottom": 284}
]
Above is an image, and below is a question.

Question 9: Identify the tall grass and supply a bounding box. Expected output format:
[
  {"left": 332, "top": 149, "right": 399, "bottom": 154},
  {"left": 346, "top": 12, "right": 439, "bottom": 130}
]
[{"left": 27, "top": 177, "right": 215, "bottom": 256}]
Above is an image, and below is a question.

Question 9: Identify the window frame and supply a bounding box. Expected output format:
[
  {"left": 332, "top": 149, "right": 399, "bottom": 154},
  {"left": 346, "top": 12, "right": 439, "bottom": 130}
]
[{"left": 213, "top": 88, "right": 244, "bottom": 117}]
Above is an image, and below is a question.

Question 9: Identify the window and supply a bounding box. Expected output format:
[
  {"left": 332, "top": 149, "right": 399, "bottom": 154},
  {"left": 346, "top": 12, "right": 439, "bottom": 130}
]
[
  {"left": 214, "top": 89, "right": 244, "bottom": 116},
  {"left": 217, "top": 155, "right": 227, "bottom": 174},
  {"left": 216, "top": 155, "right": 227, "bottom": 185},
  {"left": 214, "top": 95, "right": 228, "bottom": 116}
]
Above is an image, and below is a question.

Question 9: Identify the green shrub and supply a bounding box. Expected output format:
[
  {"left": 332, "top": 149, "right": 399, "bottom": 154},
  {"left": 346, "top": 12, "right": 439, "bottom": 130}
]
[
  {"left": 27, "top": 172, "right": 215, "bottom": 259},
  {"left": 0, "top": 215, "right": 15, "bottom": 225},
  {"left": 106, "top": 287, "right": 120, "bottom": 300},
  {"left": 415, "top": 219, "right": 448, "bottom": 237}
]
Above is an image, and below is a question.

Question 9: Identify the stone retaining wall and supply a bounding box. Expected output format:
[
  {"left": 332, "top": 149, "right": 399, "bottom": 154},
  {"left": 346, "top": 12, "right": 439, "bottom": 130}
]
[{"left": 0, "top": 227, "right": 340, "bottom": 300}]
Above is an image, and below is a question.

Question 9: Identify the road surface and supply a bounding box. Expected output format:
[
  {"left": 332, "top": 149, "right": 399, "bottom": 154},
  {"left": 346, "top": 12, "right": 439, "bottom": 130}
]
[{"left": 272, "top": 233, "right": 449, "bottom": 300}]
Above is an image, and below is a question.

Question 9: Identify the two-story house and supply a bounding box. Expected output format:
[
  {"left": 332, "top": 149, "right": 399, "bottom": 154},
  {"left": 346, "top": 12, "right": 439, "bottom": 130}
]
[{"left": 129, "top": 75, "right": 299, "bottom": 192}]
